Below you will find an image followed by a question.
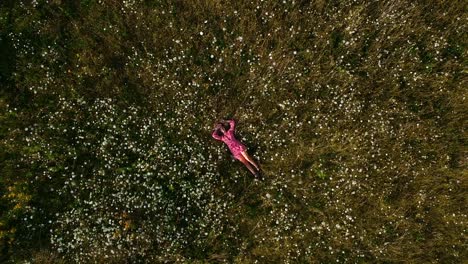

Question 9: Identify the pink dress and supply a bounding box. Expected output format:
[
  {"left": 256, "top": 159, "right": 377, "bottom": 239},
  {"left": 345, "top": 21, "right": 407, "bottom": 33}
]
[{"left": 212, "top": 119, "right": 247, "bottom": 160}]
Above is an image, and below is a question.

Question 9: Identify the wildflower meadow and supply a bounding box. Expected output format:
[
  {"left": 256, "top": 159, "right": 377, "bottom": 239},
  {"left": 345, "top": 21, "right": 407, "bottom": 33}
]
[{"left": 0, "top": 0, "right": 466, "bottom": 263}]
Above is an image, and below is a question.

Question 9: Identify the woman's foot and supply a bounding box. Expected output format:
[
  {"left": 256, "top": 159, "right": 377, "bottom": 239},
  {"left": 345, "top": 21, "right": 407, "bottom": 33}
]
[{"left": 254, "top": 171, "right": 263, "bottom": 180}]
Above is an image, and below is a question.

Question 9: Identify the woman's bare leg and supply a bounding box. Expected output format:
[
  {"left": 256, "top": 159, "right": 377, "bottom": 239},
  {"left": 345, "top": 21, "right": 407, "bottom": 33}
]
[
  {"left": 241, "top": 151, "right": 260, "bottom": 170},
  {"left": 238, "top": 156, "right": 257, "bottom": 176}
]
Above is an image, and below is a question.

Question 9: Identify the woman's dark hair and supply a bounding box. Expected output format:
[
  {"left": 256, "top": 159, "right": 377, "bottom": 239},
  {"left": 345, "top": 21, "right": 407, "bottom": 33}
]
[
  {"left": 216, "top": 129, "right": 224, "bottom": 136},
  {"left": 214, "top": 123, "right": 227, "bottom": 136}
]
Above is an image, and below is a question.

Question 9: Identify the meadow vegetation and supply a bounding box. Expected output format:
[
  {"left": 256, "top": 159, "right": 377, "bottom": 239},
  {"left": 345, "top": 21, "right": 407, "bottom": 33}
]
[{"left": 0, "top": 0, "right": 466, "bottom": 263}]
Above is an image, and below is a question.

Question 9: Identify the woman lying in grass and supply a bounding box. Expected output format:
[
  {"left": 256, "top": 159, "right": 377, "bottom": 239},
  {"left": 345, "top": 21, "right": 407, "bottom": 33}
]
[{"left": 212, "top": 119, "right": 261, "bottom": 179}]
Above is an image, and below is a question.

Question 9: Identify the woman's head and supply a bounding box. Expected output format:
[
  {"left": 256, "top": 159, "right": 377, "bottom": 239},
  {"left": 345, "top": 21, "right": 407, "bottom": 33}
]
[{"left": 215, "top": 122, "right": 227, "bottom": 135}]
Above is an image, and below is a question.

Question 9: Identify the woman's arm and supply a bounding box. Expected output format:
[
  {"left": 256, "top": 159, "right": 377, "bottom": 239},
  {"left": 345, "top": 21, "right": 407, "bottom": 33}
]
[
  {"left": 212, "top": 129, "right": 222, "bottom": 140},
  {"left": 227, "top": 119, "right": 236, "bottom": 132}
]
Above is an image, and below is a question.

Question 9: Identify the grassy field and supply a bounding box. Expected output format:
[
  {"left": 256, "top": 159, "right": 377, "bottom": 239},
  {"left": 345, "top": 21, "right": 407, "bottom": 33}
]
[{"left": 0, "top": 0, "right": 466, "bottom": 263}]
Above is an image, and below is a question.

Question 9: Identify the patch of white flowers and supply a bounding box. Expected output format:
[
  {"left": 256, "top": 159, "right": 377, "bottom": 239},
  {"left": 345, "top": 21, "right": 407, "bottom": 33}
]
[{"left": 22, "top": 97, "right": 231, "bottom": 261}]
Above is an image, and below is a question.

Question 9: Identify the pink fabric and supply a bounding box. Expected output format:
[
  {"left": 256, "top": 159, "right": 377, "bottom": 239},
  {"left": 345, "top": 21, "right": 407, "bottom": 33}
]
[{"left": 212, "top": 119, "right": 247, "bottom": 160}]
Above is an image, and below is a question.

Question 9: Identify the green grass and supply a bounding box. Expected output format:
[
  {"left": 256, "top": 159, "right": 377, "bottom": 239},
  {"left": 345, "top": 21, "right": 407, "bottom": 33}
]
[{"left": 0, "top": 0, "right": 466, "bottom": 263}]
